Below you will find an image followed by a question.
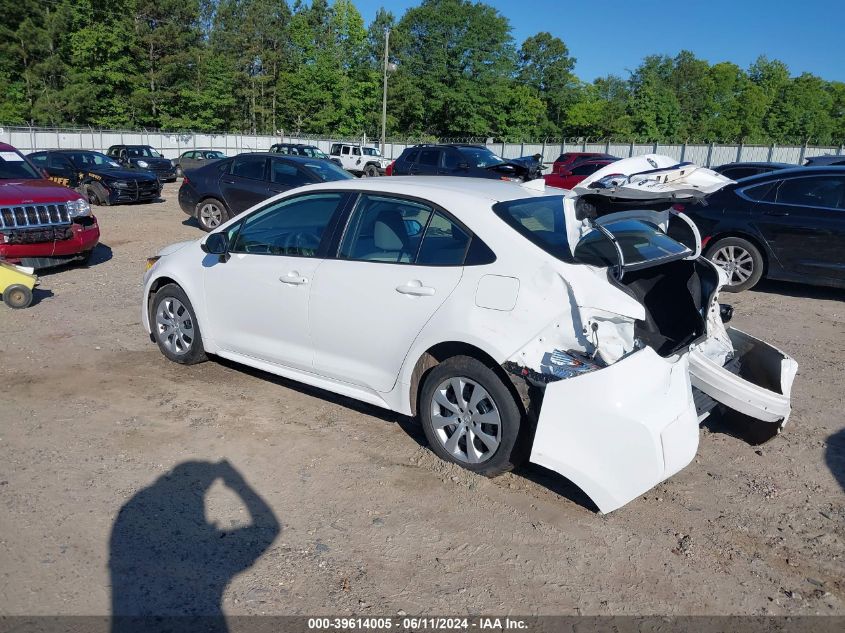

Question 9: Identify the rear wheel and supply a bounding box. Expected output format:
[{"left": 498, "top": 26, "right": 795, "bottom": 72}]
[
  {"left": 197, "top": 198, "right": 229, "bottom": 232},
  {"left": 3, "top": 284, "right": 32, "bottom": 309},
  {"left": 419, "top": 356, "right": 524, "bottom": 476},
  {"left": 151, "top": 283, "right": 207, "bottom": 364},
  {"left": 706, "top": 237, "right": 764, "bottom": 292}
]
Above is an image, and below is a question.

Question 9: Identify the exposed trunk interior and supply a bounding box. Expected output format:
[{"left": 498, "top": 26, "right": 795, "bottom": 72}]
[{"left": 619, "top": 259, "right": 719, "bottom": 357}]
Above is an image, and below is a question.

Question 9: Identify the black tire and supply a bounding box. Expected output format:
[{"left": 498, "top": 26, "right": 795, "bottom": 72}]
[
  {"left": 196, "top": 198, "right": 229, "bottom": 232},
  {"left": 705, "top": 236, "right": 764, "bottom": 292},
  {"left": 3, "top": 284, "right": 33, "bottom": 309},
  {"left": 150, "top": 283, "right": 207, "bottom": 365},
  {"left": 419, "top": 356, "right": 524, "bottom": 476},
  {"left": 363, "top": 164, "right": 379, "bottom": 178}
]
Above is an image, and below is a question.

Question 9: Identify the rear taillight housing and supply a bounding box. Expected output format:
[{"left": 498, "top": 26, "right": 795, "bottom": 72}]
[{"left": 385, "top": 161, "right": 395, "bottom": 176}]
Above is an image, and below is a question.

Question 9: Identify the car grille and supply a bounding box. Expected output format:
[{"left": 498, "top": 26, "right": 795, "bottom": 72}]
[
  {"left": 4, "top": 226, "right": 74, "bottom": 244},
  {"left": 0, "top": 203, "right": 70, "bottom": 229},
  {"left": 113, "top": 180, "right": 160, "bottom": 202}
]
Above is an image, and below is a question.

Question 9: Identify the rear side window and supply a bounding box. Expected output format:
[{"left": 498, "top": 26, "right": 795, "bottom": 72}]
[
  {"left": 231, "top": 156, "right": 266, "bottom": 180},
  {"left": 418, "top": 149, "right": 441, "bottom": 167},
  {"left": 741, "top": 182, "right": 777, "bottom": 202},
  {"left": 330, "top": 144, "right": 341, "bottom": 156},
  {"left": 340, "top": 195, "right": 432, "bottom": 263},
  {"left": 571, "top": 162, "right": 605, "bottom": 176},
  {"left": 417, "top": 212, "right": 470, "bottom": 265},
  {"left": 402, "top": 149, "right": 420, "bottom": 164},
  {"left": 28, "top": 153, "right": 47, "bottom": 167},
  {"left": 271, "top": 160, "right": 306, "bottom": 186}
]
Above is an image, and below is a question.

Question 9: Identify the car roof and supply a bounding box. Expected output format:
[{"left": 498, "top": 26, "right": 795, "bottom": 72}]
[
  {"left": 0, "top": 142, "right": 17, "bottom": 152},
  {"left": 235, "top": 152, "right": 326, "bottom": 164},
  {"left": 727, "top": 165, "right": 845, "bottom": 185},
  {"left": 717, "top": 161, "right": 794, "bottom": 169},
  {"left": 287, "top": 176, "right": 558, "bottom": 205}
]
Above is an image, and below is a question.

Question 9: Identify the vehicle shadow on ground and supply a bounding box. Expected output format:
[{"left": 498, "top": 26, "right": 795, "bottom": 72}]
[
  {"left": 109, "top": 459, "right": 279, "bottom": 633},
  {"left": 182, "top": 217, "right": 203, "bottom": 230},
  {"left": 826, "top": 428, "right": 845, "bottom": 493},
  {"left": 30, "top": 287, "right": 54, "bottom": 306},
  {"left": 37, "top": 243, "right": 113, "bottom": 277},
  {"left": 751, "top": 279, "right": 845, "bottom": 301},
  {"left": 86, "top": 242, "right": 114, "bottom": 266},
  {"left": 211, "top": 357, "right": 598, "bottom": 512}
]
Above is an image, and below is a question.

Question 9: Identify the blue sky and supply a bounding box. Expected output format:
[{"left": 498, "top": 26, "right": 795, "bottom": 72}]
[{"left": 356, "top": 0, "right": 843, "bottom": 82}]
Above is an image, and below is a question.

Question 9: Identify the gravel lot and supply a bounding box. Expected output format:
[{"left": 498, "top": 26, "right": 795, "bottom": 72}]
[{"left": 1, "top": 181, "right": 844, "bottom": 617}]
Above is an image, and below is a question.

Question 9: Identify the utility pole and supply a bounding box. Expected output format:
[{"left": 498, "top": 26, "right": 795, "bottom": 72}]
[{"left": 381, "top": 27, "right": 390, "bottom": 156}]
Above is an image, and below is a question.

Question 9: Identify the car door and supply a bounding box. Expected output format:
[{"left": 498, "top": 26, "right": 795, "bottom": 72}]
[
  {"left": 46, "top": 153, "right": 78, "bottom": 187},
  {"left": 309, "top": 194, "right": 470, "bottom": 392},
  {"left": 268, "top": 158, "right": 314, "bottom": 195},
  {"left": 412, "top": 148, "right": 441, "bottom": 176},
  {"left": 219, "top": 155, "right": 270, "bottom": 214},
  {"left": 202, "top": 192, "right": 351, "bottom": 369},
  {"left": 749, "top": 175, "right": 845, "bottom": 281}
]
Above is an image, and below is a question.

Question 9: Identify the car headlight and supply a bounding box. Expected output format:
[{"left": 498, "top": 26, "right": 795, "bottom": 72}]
[
  {"left": 66, "top": 198, "right": 91, "bottom": 218},
  {"left": 137, "top": 160, "right": 149, "bottom": 168},
  {"left": 145, "top": 256, "right": 161, "bottom": 271}
]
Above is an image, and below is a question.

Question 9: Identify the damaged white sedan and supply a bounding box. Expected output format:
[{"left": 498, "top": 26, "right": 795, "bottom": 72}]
[{"left": 142, "top": 154, "right": 797, "bottom": 513}]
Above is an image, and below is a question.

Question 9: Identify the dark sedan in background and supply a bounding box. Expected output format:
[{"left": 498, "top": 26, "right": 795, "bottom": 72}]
[
  {"left": 178, "top": 152, "right": 353, "bottom": 231},
  {"left": 712, "top": 161, "right": 793, "bottom": 180},
  {"left": 804, "top": 154, "right": 845, "bottom": 167},
  {"left": 173, "top": 150, "right": 227, "bottom": 177},
  {"left": 678, "top": 166, "right": 845, "bottom": 291},
  {"left": 28, "top": 149, "right": 161, "bottom": 205},
  {"left": 106, "top": 144, "right": 177, "bottom": 182}
]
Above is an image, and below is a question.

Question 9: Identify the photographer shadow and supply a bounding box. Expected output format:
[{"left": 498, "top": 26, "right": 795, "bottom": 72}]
[{"left": 109, "top": 460, "right": 280, "bottom": 632}]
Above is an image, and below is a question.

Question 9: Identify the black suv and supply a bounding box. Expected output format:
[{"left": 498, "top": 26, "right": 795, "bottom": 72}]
[
  {"left": 269, "top": 143, "right": 330, "bottom": 159},
  {"left": 106, "top": 145, "right": 177, "bottom": 182},
  {"left": 28, "top": 150, "right": 161, "bottom": 205},
  {"left": 390, "top": 144, "right": 539, "bottom": 181}
]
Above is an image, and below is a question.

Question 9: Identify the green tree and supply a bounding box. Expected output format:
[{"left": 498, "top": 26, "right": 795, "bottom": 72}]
[{"left": 517, "top": 32, "right": 576, "bottom": 132}]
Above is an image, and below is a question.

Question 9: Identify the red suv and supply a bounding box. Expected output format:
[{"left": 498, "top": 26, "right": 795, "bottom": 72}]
[
  {"left": 0, "top": 143, "right": 100, "bottom": 269},
  {"left": 551, "top": 152, "right": 617, "bottom": 175}
]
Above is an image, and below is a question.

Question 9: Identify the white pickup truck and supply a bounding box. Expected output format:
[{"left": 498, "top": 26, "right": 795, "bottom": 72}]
[{"left": 329, "top": 143, "right": 390, "bottom": 177}]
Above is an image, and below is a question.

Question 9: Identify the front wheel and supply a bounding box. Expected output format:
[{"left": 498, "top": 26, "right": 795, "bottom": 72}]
[
  {"left": 363, "top": 164, "right": 379, "bottom": 178},
  {"left": 419, "top": 356, "right": 524, "bottom": 476},
  {"left": 197, "top": 198, "right": 229, "bottom": 232},
  {"left": 151, "top": 283, "right": 207, "bottom": 364},
  {"left": 706, "top": 236, "right": 764, "bottom": 292}
]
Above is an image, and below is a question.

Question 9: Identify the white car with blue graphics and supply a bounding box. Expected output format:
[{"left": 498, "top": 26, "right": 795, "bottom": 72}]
[{"left": 142, "top": 155, "right": 797, "bottom": 513}]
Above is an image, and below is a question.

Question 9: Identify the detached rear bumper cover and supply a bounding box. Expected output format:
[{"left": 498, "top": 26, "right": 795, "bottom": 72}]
[
  {"left": 529, "top": 329, "right": 797, "bottom": 514},
  {"left": 530, "top": 346, "right": 700, "bottom": 514},
  {"left": 689, "top": 327, "right": 797, "bottom": 426}
]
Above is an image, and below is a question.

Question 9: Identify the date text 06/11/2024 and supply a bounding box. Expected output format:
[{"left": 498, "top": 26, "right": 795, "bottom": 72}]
[{"left": 307, "top": 617, "right": 529, "bottom": 630}]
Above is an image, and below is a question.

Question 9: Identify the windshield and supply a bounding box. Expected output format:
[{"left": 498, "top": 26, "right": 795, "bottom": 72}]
[
  {"left": 574, "top": 219, "right": 691, "bottom": 269},
  {"left": 0, "top": 150, "right": 42, "bottom": 179},
  {"left": 302, "top": 147, "right": 328, "bottom": 159},
  {"left": 362, "top": 147, "right": 382, "bottom": 157},
  {"left": 126, "top": 147, "right": 161, "bottom": 158},
  {"left": 66, "top": 151, "right": 121, "bottom": 169},
  {"left": 304, "top": 161, "right": 354, "bottom": 182},
  {"left": 457, "top": 146, "right": 505, "bottom": 168}
]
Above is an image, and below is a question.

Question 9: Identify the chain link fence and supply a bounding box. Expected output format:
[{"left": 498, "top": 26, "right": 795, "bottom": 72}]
[{"left": 2, "top": 125, "right": 843, "bottom": 167}]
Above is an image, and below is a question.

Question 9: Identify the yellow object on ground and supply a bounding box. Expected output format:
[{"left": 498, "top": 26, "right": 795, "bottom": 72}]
[{"left": 0, "top": 261, "right": 38, "bottom": 309}]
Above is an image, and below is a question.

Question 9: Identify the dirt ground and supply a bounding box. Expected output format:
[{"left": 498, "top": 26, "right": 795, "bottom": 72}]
[{"left": 1, "top": 181, "right": 844, "bottom": 617}]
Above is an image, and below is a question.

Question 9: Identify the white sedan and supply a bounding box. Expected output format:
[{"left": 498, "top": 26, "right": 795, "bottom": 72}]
[{"left": 142, "top": 155, "right": 797, "bottom": 513}]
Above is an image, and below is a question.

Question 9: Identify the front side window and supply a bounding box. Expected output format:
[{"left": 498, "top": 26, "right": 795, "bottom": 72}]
[
  {"left": 330, "top": 144, "right": 341, "bottom": 156},
  {"left": 271, "top": 160, "right": 306, "bottom": 186},
  {"left": 47, "top": 153, "right": 74, "bottom": 171},
  {"left": 66, "top": 151, "right": 121, "bottom": 169},
  {"left": 230, "top": 193, "right": 345, "bottom": 256},
  {"left": 774, "top": 177, "right": 845, "bottom": 209},
  {"left": 342, "top": 146, "right": 351, "bottom": 156},
  {"left": 231, "top": 156, "right": 267, "bottom": 180},
  {"left": 352, "top": 147, "right": 361, "bottom": 156}
]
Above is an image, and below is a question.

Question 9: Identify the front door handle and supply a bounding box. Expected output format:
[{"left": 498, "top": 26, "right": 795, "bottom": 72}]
[
  {"left": 396, "top": 281, "right": 435, "bottom": 296},
  {"left": 280, "top": 272, "right": 308, "bottom": 285},
  {"left": 763, "top": 209, "right": 789, "bottom": 216}
]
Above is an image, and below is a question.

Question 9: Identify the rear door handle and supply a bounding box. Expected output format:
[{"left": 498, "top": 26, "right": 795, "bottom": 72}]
[
  {"left": 280, "top": 272, "right": 308, "bottom": 285},
  {"left": 396, "top": 281, "right": 435, "bottom": 296},
  {"left": 763, "top": 209, "right": 789, "bottom": 216}
]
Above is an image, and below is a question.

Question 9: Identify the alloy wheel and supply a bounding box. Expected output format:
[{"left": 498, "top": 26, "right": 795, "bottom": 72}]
[
  {"left": 430, "top": 377, "right": 502, "bottom": 464},
  {"left": 155, "top": 297, "right": 195, "bottom": 355},
  {"left": 199, "top": 203, "right": 223, "bottom": 229},
  {"left": 711, "top": 245, "right": 755, "bottom": 286}
]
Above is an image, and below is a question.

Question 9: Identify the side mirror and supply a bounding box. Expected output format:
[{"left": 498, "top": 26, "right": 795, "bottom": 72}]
[{"left": 201, "top": 232, "right": 229, "bottom": 256}]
